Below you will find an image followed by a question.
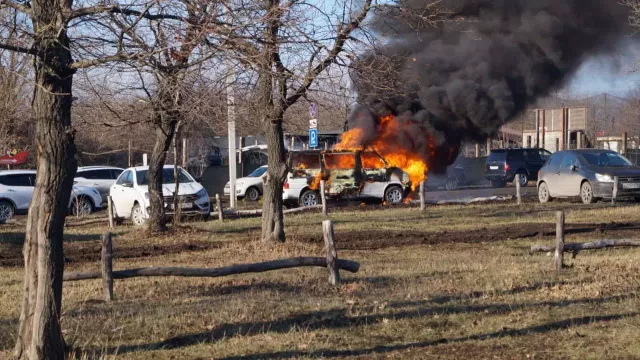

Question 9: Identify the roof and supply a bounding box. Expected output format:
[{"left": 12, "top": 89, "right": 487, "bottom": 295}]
[
  {"left": 0, "top": 169, "right": 36, "bottom": 175},
  {"left": 125, "top": 165, "right": 184, "bottom": 171},
  {"left": 78, "top": 166, "right": 124, "bottom": 170}
]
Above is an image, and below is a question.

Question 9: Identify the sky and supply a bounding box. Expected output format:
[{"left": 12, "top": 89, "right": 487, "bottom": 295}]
[{"left": 566, "top": 41, "right": 640, "bottom": 96}]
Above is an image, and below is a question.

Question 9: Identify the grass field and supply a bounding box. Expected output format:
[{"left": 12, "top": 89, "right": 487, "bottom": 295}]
[{"left": 2, "top": 201, "right": 640, "bottom": 359}]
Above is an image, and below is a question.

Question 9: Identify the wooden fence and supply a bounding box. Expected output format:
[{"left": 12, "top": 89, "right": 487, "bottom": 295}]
[{"left": 64, "top": 220, "right": 359, "bottom": 301}]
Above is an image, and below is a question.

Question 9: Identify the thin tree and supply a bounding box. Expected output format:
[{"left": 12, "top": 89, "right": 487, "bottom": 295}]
[{"left": 208, "top": 0, "right": 372, "bottom": 242}]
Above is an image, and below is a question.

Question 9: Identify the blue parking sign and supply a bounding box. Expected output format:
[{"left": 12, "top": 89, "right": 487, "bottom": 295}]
[{"left": 309, "top": 128, "right": 318, "bottom": 148}]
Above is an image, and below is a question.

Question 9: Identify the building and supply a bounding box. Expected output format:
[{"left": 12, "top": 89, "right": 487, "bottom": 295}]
[{"left": 522, "top": 107, "right": 589, "bottom": 152}]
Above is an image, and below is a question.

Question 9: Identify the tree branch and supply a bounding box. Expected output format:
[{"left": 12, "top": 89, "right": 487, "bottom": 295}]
[
  {"left": 284, "top": 0, "right": 372, "bottom": 109},
  {"left": 0, "top": 0, "right": 32, "bottom": 15},
  {"left": 68, "top": 5, "right": 185, "bottom": 22},
  {"left": 0, "top": 41, "right": 39, "bottom": 56}
]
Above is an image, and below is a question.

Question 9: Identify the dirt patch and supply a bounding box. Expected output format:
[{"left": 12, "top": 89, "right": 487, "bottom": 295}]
[{"left": 295, "top": 222, "right": 640, "bottom": 250}]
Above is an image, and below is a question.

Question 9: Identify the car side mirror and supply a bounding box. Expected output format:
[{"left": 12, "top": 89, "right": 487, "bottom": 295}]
[
  {"left": 122, "top": 182, "right": 133, "bottom": 188},
  {"left": 570, "top": 165, "right": 578, "bottom": 172}
]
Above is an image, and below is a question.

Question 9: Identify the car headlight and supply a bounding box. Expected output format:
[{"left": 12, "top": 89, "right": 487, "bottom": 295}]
[
  {"left": 595, "top": 173, "right": 614, "bottom": 183},
  {"left": 196, "top": 188, "right": 208, "bottom": 199}
]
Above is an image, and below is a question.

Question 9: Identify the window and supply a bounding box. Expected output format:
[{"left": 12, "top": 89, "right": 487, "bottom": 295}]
[
  {"left": 487, "top": 150, "right": 506, "bottom": 162},
  {"left": 506, "top": 150, "right": 524, "bottom": 161},
  {"left": 580, "top": 151, "right": 632, "bottom": 167},
  {"left": 546, "top": 153, "right": 564, "bottom": 169},
  {"left": 292, "top": 153, "right": 321, "bottom": 169},
  {"left": 539, "top": 149, "right": 552, "bottom": 160},
  {"left": 560, "top": 153, "right": 580, "bottom": 170},
  {"left": 0, "top": 174, "right": 34, "bottom": 186},
  {"left": 324, "top": 153, "right": 356, "bottom": 170},
  {"left": 116, "top": 170, "right": 132, "bottom": 185},
  {"left": 78, "top": 169, "right": 113, "bottom": 180},
  {"left": 111, "top": 169, "right": 123, "bottom": 179},
  {"left": 360, "top": 152, "right": 385, "bottom": 169},
  {"left": 135, "top": 168, "right": 193, "bottom": 185},
  {"left": 248, "top": 167, "right": 267, "bottom": 177}
]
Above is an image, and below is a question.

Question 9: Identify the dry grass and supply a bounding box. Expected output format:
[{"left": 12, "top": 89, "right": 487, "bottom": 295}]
[{"left": 2, "top": 201, "right": 640, "bottom": 359}]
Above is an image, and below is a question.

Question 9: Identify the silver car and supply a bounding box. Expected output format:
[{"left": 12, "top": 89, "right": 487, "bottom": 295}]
[{"left": 537, "top": 149, "right": 640, "bottom": 204}]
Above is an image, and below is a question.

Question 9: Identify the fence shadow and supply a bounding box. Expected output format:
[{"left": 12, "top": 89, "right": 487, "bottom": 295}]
[
  {"left": 107, "top": 291, "right": 638, "bottom": 355},
  {"left": 216, "top": 312, "right": 637, "bottom": 360}
]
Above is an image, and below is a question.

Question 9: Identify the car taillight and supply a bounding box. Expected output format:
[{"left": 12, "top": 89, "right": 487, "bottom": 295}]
[
  {"left": 283, "top": 181, "right": 289, "bottom": 189},
  {"left": 504, "top": 163, "right": 510, "bottom": 171}
]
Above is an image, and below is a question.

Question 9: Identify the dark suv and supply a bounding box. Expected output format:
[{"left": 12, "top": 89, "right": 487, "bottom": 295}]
[{"left": 485, "top": 148, "right": 552, "bottom": 187}]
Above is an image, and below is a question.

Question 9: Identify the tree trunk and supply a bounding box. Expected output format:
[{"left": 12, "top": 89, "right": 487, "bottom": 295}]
[
  {"left": 147, "top": 77, "right": 181, "bottom": 233},
  {"left": 147, "top": 120, "right": 176, "bottom": 232},
  {"left": 14, "top": 24, "right": 76, "bottom": 360},
  {"left": 261, "top": 117, "right": 288, "bottom": 242}
]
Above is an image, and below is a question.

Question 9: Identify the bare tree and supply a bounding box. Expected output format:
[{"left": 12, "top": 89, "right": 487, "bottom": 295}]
[
  {"left": 0, "top": 0, "right": 205, "bottom": 357},
  {"left": 208, "top": 0, "right": 372, "bottom": 242}
]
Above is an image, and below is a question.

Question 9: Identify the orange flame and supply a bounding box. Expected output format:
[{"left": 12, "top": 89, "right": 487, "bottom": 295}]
[
  {"left": 335, "top": 114, "right": 429, "bottom": 190},
  {"left": 309, "top": 172, "right": 322, "bottom": 190}
]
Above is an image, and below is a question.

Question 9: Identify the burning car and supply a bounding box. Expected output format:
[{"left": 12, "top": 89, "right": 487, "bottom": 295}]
[{"left": 283, "top": 149, "right": 411, "bottom": 207}]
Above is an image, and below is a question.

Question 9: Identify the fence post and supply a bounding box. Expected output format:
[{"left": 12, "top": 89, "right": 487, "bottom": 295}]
[
  {"left": 419, "top": 181, "right": 426, "bottom": 211},
  {"left": 107, "top": 196, "right": 114, "bottom": 229},
  {"left": 216, "top": 194, "right": 224, "bottom": 221},
  {"left": 101, "top": 232, "right": 114, "bottom": 301},
  {"left": 320, "top": 180, "right": 328, "bottom": 216},
  {"left": 612, "top": 176, "right": 619, "bottom": 205},
  {"left": 322, "top": 220, "right": 339, "bottom": 285},
  {"left": 555, "top": 211, "right": 564, "bottom": 272},
  {"left": 515, "top": 174, "right": 521, "bottom": 205}
]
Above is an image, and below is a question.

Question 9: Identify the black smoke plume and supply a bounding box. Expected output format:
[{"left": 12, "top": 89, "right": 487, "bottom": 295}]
[{"left": 347, "top": 0, "right": 634, "bottom": 172}]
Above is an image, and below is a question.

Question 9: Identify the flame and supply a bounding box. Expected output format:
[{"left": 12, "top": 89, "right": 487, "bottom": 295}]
[
  {"left": 309, "top": 172, "right": 322, "bottom": 190},
  {"left": 335, "top": 114, "right": 429, "bottom": 190}
]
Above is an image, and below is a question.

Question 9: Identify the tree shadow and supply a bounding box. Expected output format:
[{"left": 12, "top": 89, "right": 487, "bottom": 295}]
[
  {"left": 216, "top": 312, "right": 637, "bottom": 360},
  {"left": 0, "top": 318, "right": 17, "bottom": 351},
  {"left": 107, "top": 291, "right": 638, "bottom": 355}
]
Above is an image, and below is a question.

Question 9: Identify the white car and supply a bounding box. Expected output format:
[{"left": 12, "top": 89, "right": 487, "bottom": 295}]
[
  {"left": 110, "top": 165, "right": 210, "bottom": 226},
  {"left": 224, "top": 165, "right": 267, "bottom": 201},
  {"left": 0, "top": 170, "right": 103, "bottom": 222},
  {"left": 75, "top": 166, "right": 124, "bottom": 203}
]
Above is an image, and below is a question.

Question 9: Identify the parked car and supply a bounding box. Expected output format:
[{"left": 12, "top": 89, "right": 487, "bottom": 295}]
[
  {"left": 0, "top": 170, "right": 103, "bottom": 222},
  {"left": 537, "top": 149, "right": 640, "bottom": 204},
  {"left": 425, "top": 164, "right": 467, "bottom": 191},
  {"left": 485, "top": 148, "right": 552, "bottom": 187},
  {"left": 224, "top": 165, "right": 267, "bottom": 201},
  {"left": 283, "top": 150, "right": 411, "bottom": 207},
  {"left": 109, "top": 165, "right": 210, "bottom": 226},
  {"left": 75, "top": 166, "right": 124, "bottom": 203}
]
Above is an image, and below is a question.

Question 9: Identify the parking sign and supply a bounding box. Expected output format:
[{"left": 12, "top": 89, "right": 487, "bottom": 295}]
[{"left": 309, "top": 128, "right": 318, "bottom": 148}]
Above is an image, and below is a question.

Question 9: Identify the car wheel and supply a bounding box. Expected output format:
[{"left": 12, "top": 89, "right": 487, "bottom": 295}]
[
  {"left": 538, "top": 182, "right": 552, "bottom": 203},
  {"left": 385, "top": 185, "right": 404, "bottom": 204},
  {"left": 515, "top": 172, "right": 528, "bottom": 187},
  {"left": 246, "top": 186, "right": 261, "bottom": 201},
  {"left": 491, "top": 180, "right": 505, "bottom": 188},
  {"left": 0, "top": 200, "right": 14, "bottom": 223},
  {"left": 445, "top": 177, "right": 458, "bottom": 191},
  {"left": 71, "top": 197, "right": 93, "bottom": 216},
  {"left": 299, "top": 189, "right": 319, "bottom": 207},
  {"left": 581, "top": 181, "right": 595, "bottom": 204},
  {"left": 131, "top": 203, "right": 146, "bottom": 226}
]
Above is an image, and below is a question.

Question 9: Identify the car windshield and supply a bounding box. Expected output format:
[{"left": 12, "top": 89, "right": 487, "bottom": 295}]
[
  {"left": 248, "top": 167, "right": 267, "bottom": 177},
  {"left": 580, "top": 152, "right": 633, "bottom": 167},
  {"left": 136, "top": 168, "right": 193, "bottom": 185},
  {"left": 488, "top": 151, "right": 506, "bottom": 161}
]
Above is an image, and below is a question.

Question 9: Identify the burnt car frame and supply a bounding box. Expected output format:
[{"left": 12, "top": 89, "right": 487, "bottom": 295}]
[{"left": 283, "top": 149, "right": 411, "bottom": 207}]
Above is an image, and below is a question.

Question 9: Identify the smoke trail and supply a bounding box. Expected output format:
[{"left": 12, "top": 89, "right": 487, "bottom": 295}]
[{"left": 347, "top": 0, "right": 634, "bottom": 172}]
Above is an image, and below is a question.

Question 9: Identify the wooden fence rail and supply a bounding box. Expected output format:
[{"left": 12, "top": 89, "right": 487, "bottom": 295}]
[{"left": 65, "top": 223, "right": 358, "bottom": 300}]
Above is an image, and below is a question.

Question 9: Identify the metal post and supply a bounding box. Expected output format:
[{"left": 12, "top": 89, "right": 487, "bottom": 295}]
[
  {"left": 128, "top": 139, "right": 132, "bottom": 167},
  {"left": 475, "top": 144, "right": 480, "bottom": 158},
  {"left": 612, "top": 176, "right": 619, "bottom": 205},
  {"left": 555, "top": 211, "right": 564, "bottom": 272},
  {"left": 515, "top": 174, "right": 521, "bottom": 205},
  {"left": 622, "top": 132, "right": 628, "bottom": 156},
  {"left": 535, "top": 109, "right": 540, "bottom": 148},
  {"left": 419, "top": 181, "right": 426, "bottom": 211},
  {"left": 541, "top": 109, "right": 546, "bottom": 150},
  {"left": 226, "top": 6, "right": 237, "bottom": 208}
]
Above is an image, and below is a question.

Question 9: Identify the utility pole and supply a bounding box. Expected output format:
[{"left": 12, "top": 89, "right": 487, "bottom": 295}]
[{"left": 226, "top": 5, "right": 237, "bottom": 208}]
